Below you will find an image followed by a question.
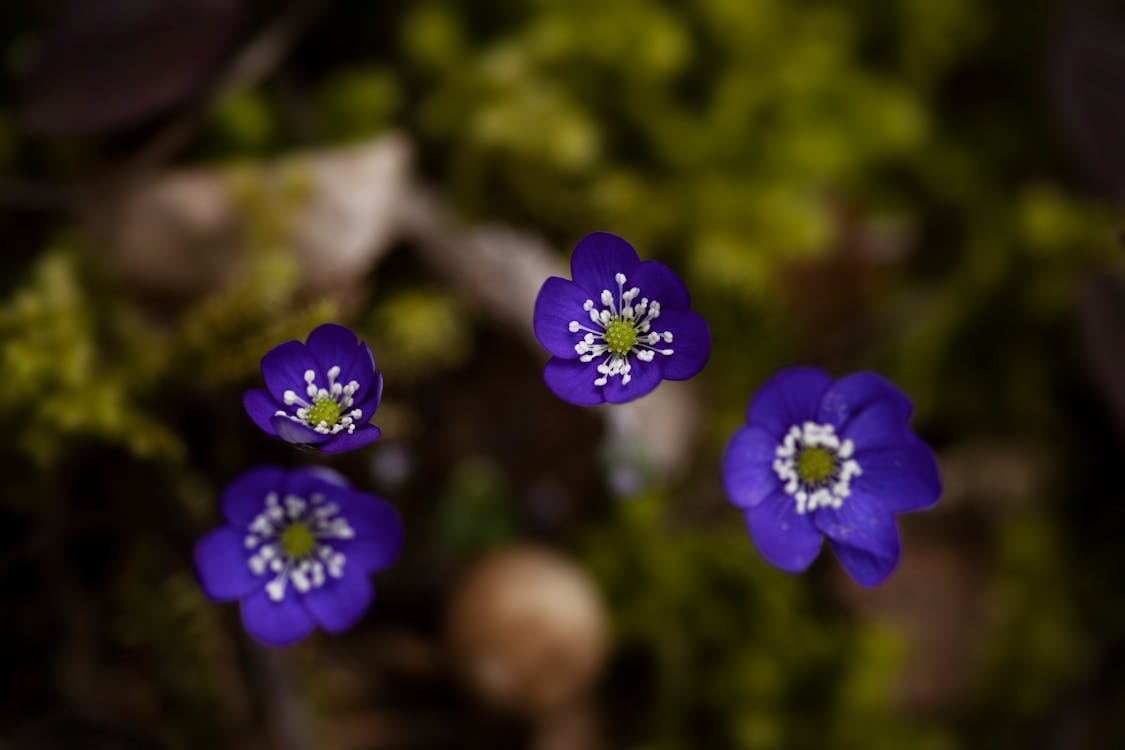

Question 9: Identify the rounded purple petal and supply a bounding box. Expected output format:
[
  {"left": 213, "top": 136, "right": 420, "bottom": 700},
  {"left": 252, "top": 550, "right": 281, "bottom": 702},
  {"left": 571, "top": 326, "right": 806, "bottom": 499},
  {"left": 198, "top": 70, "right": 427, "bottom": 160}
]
[
  {"left": 722, "top": 426, "right": 780, "bottom": 509},
  {"left": 305, "top": 323, "right": 360, "bottom": 373},
  {"left": 341, "top": 343, "right": 379, "bottom": 404},
  {"left": 221, "top": 465, "right": 287, "bottom": 527},
  {"left": 339, "top": 490, "right": 407, "bottom": 548},
  {"left": 194, "top": 528, "right": 262, "bottom": 601},
  {"left": 631, "top": 260, "right": 691, "bottom": 310},
  {"left": 243, "top": 388, "right": 281, "bottom": 437},
  {"left": 260, "top": 340, "right": 322, "bottom": 404},
  {"left": 840, "top": 399, "right": 915, "bottom": 452},
  {"left": 319, "top": 491, "right": 400, "bottom": 605},
  {"left": 240, "top": 587, "right": 316, "bottom": 646},
  {"left": 301, "top": 571, "right": 375, "bottom": 634},
  {"left": 336, "top": 538, "right": 398, "bottom": 575},
  {"left": 602, "top": 358, "right": 663, "bottom": 404},
  {"left": 533, "top": 276, "right": 593, "bottom": 359},
  {"left": 349, "top": 384, "right": 381, "bottom": 429},
  {"left": 654, "top": 309, "right": 710, "bottom": 381},
  {"left": 283, "top": 466, "right": 352, "bottom": 497},
  {"left": 361, "top": 367, "right": 383, "bottom": 413},
  {"left": 813, "top": 493, "right": 901, "bottom": 586},
  {"left": 569, "top": 232, "right": 641, "bottom": 294},
  {"left": 271, "top": 415, "right": 327, "bottom": 445},
  {"left": 543, "top": 357, "right": 606, "bottom": 406},
  {"left": 318, "top": 424, "right": 382, "bottom": 454},
  {"left": 818, "top": 371, "right": 913, "bottom": 431},
  {"left": 744, "top": 489, "right": 823, "bottom": 573},
  {"left": 827, "top": 538, "right": 901, "bottom": 587},
  {"left": 746, "top": 366, "right": 832, "bottom": 435},
  {"left": 849, "top": 436, "right": 941, "bottom": 512}
]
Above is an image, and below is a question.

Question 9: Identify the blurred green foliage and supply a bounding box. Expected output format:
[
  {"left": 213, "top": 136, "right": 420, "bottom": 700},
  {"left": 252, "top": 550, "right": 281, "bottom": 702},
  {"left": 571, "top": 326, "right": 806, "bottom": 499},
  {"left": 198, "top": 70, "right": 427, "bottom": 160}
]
[
  {"left": 0, "top": 250, "right": 182, "bottom": 464},
  {"left": 389, "top": 0, "right": 1116, "bottom": 440},
  {"left": 586, "top": 495, "right": 954, "bottom": 750},
  {"left": 112, "top": 542, "right": 233, "bottom": 750},
  {"left": 2, "top": 0, "right": 1122, "bottom": 747},
  {"left": 367, "top": 288, "right": 471, "bottom": 378},
  {"left": 433, "top": 459, "right": 519, "bottom": 555},
  {"left": 0, "top": 165, "right": 334, "bottom": 463},
  {"left": 389, "top": 1, "right": 1116, "bottom": 746},
  {"left": 319, "top": 64, "right": 401, "bottom": 144}
]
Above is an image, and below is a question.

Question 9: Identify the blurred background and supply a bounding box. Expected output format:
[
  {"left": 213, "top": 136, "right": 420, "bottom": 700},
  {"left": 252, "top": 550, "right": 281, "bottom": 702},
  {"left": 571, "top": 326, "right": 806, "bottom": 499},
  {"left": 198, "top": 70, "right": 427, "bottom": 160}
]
[{"left": 2, "top": 0, "right": 1125, "bottom": 748}]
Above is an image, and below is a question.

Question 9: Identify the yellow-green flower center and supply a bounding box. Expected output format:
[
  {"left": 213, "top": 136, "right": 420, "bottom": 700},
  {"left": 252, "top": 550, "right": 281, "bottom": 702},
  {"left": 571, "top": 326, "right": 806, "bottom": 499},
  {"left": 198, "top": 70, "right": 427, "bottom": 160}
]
[
  {"left": 280, "top": 522, "right": 316, "bottom": 559},
  {"left": 603, "top": 318, "right": 638, "bottom": 354},
  {"left": 306, "top": 395, "right": 342, "bottom": 427},
  {"left": 796, "top": 446, "right": 835, "bottom": 485}
]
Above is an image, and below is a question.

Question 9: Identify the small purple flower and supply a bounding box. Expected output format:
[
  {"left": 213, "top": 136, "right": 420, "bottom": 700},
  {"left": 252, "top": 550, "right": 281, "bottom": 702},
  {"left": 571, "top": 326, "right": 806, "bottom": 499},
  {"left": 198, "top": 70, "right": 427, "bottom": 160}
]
[
  {"left": 532, "top": 232, "right": 710, "bottom": 405},
  {"left": 721, "top": 367, "right": 941, "bottom": 586},
  {"left": 194, "top": 466, "right": 403, "bottom": 646},
  {"left": 243, "top": 323, "right": 383, "bottom": 453}
]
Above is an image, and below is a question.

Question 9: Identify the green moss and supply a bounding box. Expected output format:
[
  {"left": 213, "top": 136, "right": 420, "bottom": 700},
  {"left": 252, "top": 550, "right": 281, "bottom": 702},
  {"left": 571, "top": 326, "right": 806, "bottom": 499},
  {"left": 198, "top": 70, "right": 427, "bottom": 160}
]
[
  {"left": 367, "top": 289, "right": 470, "bottom": 377},
  {"left": 0, "top": 249, "right": 183, "bottom": 466},
  {"left": 319, "top": 65, "right": 401, "bottom": 142}
]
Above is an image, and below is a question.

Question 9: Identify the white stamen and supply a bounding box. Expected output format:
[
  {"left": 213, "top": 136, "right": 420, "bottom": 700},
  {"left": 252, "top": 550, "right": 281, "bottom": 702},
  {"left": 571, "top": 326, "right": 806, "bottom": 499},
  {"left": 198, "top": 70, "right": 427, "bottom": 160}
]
[
  {"left": 291, "top": 568, "right": 310, "bottom": 593},
  {"left": 772, "top": 422, "right": 863, "bottom": 515},
  {"left": 284, "top": 494, "right": 307, "bottom": 518},
  {"left": 327, "top": 553, "right": 346, "bottom": 578},
  {"left": 562, "top": 268, "right": 677, "bottom": 389},
  {"left": 274, "top": 363, "right": 370, "bottom": 435},
  {"left": 242, "top": 491, "right": 353, "bottom": 602},
  {"left": 266, "top": 578, "right": 286, "bottom": 602}
]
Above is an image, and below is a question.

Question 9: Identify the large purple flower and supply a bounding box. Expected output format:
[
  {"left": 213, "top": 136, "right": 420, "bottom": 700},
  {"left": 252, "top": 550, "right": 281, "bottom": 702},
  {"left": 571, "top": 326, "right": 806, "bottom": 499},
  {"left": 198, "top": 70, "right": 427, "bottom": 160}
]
[
  {"left": 721, "top": 367, "right": 941, "bottom": 586},
  {"left": 194, "top": 466, "right": 403, "bottom": 646},
  {"left": 243, "top": 323, "right": 383, "bottom": 453},
  {"left": 532, "top": 232, "right": 710, "bottom": 405}
]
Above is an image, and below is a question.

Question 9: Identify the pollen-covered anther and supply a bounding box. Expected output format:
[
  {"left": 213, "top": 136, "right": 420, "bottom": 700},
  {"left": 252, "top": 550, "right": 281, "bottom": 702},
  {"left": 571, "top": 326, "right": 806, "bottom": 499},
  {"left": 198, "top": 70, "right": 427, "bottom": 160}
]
[
  {"left": 565, "top": 271, "right": 675, "bottom": 389},
  {"left": 772, "top": 422, "right": 863, "bottom": 515}
]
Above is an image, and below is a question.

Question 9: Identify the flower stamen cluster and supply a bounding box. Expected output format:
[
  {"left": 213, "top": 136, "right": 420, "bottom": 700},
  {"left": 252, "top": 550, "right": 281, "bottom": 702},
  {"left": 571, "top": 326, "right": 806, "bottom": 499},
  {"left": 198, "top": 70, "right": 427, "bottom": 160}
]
[
  {"left": 568, "top": 272, "right": 675, "bottom": 387},
  {"left": 245, "top": 490, "right": 355, "bottom": 602},
  {"left": 773, "top": 422, "right": 862, "bottom": 514},
  {"left": 276, "top": 366, "right": 363, "bottom": 436}
]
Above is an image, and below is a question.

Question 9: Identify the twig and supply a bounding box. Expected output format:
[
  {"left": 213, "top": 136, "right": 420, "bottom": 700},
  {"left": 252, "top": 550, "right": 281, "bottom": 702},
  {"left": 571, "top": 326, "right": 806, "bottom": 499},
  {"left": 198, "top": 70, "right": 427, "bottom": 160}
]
[
  {"left": 247, "top": 644, "right": 316, "bottom": 750},
  {"left": 0, "top": 179, "right": 77, "bottom": 212},
  {"left": 122, "top": 0, "right": 332, "bottom": 179},
  {"left": 0, "top": 0, "right": 332, "bottom": 213}
]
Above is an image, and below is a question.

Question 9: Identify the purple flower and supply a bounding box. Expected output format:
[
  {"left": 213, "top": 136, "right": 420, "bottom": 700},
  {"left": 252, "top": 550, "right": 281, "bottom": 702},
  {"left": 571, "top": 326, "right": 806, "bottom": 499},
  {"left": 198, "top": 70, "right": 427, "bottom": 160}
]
[
  {"left": 532, "top": 232, "right": 711, "bottom": 405},
  {"left": 243, "top": 323, "right": 383, "bottom": 453},
  {"left": 194, "top": 466, "right": 403, "bottom": 646},
  {"left": 721, "top": 367, "right": 941, "bottom": 586}
]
